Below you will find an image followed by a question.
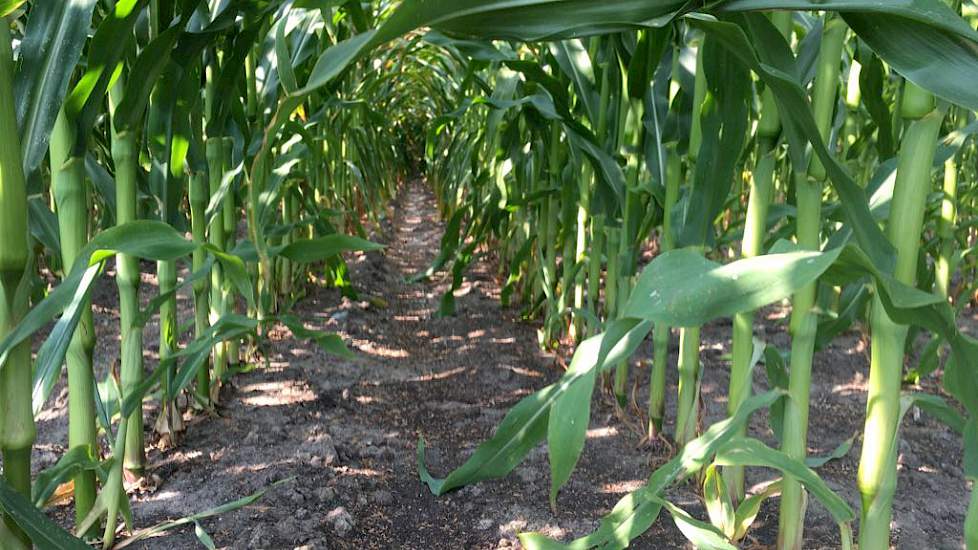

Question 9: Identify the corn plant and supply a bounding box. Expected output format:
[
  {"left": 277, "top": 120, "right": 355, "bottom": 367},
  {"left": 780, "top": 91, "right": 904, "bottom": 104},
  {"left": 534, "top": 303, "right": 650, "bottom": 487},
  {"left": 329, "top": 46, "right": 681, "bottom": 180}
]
[
  {"left": 0, "top": 1, "right": 389, "bottom": 547},
  {"left": 1, "top": 1, "right": 978, "bottom": 549}
]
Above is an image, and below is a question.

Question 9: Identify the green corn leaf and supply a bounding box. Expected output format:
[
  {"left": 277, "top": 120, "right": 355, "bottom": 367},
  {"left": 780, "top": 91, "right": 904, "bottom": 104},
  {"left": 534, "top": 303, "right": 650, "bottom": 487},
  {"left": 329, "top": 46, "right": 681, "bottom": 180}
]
[
  {"left": 205, "top": 17, "right": 269, "bottom": 136},
  {"left": 689, "top": 14, "right": 897, "bottom": 274},
  {"left": 194, "top": 522, "right": 217, "bottom": 550},
  {"left": 274, "top": 234, "right": 385, "bottom": 263},
  {"left": 423, "top": 30, "right": 513, "bottom": 62},
  {"left": 421, "top": 240, "right": 845, "bottom": 506},
  {"left": 85, "top": 153, "right": 117, "bottom": 223},
  {"left": 623, "top": 240, "right": 842, "bottom": 327},
  {"left": 714, "top": 437, "right": 855, "bottom": 526},
  {"left": 134, "top": 259, "right": 210, "bottom": 329},
  {"left": 120, "top": 359, "right": 168, "bottom": 419},
  {"left": 0, "top": 0, "right": 26, "bottom": 16},
  {"left": 204, "top": 159, "right": 243, "bottom": 226},
  {"left": 297, "top": 0, "right": 689, "bottom": 97},
  {"left": 167, "top": 315, "right": 261, "bottom": 401},
  {"left": 112, "top": 24, "right": 183, "bottom": 133},
  {"left": 522, "top": 390, "right": 783, "bottom": 548},
  {"left": 275, "top": 14, "right": 299, "bottom": 94},
  {"left": 656, "top": 498, "right": 738, "bottom": 550},
  {"left": 13, "top": 0, "right": 97, "bottom": 175},
  {"left": 277, "top": 314, "right": 355, "bottom": 360},
  {"left": 549, "top": 40, "right": 599, "bottom": 125},
  {"left": 0, "top": 477, "right": 90, "bottom": 549},
  {"left": 81, "top": 219, "right": 199, "bottom": 263},
  {"left": 31, "top": 263, "right": 101, "bottom": 416},
  {"left": 815, "top": 283, "right": 870, "bottom": 350},
  {"left": 32, "top": 445, "right": 100, "bottom": 509},
  {"left": 806, "top": 434, "right": 857, "bottom": 469},
  {"left": 547, "top": 319, "right": 649, "bottom": 507},
  {"left": 675, "top": 35, "right": 751, "bottom": 248},
  {"left": 702, "top": 465, "right": 736, "bottom": 539},
  {"left": 547, "top": 368, "right": 595, "bottom": 511},
  {"left": 854, "top": 44, "right": 894, "bottom": 158},
  {"left": 419, "top": 318, "right": 652, "bottom": 495},
  {"left": 732, "top": 479, "right": 783, "bottom": 541},
  {"left": 565, "top": 126, "right": 626, "bottom": 211},
  {"left": 64, "top": 0, "right": 148, "bottom": 154},
  {"left": 824, "top": 244, "right": 978, "bottom": 417},
  {"left": 904, "top": 335, "right": 944, "bottom": 384},
  {"left": 206, "top": 246, "right": 257, "bottom": 311},
  {"left": 0, "top": 221, "right": 203, "bottom": 382},
  {"left": 906, "top": 393, "right": 966, "bottom": 435},
  {"left": 763, "top": 345, "right": 789, "bottom": 443},
  {"left": 30, "top": 254, "right": 209, "bottom": 417},
  {"left": 719, "top": 0, "right": 978, "bottom": 112},
  {"left": 27, "top": 197, "right": 62, "bottom": 260},
  {"left": 419, "top": 0, "right": 689, "bottom": 42}
]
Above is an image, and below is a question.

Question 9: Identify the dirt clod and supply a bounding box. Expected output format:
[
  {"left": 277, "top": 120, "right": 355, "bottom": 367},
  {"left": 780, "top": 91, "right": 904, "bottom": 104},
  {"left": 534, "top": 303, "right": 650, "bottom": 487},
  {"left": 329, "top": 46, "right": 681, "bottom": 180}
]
[{"left": 327, "top": 506, "right": 354, "bottom": 536}]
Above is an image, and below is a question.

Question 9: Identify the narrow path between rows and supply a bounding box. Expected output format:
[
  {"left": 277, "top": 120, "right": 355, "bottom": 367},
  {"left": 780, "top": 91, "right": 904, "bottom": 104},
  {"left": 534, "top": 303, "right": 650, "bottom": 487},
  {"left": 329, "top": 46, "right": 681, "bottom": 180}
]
[{"left": 118, "top": 180, "right": 653, "bottom": 549}]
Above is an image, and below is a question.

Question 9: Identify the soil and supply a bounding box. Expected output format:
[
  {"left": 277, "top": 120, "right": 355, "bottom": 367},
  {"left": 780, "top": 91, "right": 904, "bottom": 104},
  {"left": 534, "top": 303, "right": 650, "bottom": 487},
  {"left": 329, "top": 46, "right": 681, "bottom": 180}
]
[{"left": 31, "top": 181, "right": 973, "bottom": 549}]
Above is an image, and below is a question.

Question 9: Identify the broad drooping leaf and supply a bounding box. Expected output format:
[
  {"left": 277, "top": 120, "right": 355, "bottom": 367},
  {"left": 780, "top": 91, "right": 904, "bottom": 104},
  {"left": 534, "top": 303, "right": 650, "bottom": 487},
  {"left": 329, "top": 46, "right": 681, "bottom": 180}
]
[
  {"left": 274, "top": 234, "right": 385, "bottom": 263},
  {"left": 718, "top": 0, "right": 978, "bottom": 112},
  {"left": 13, "top": 0, "right": 97, "bottom": 175},
  {"left": 167, "top": 315, "right": 261, "bottom": 400},
  {"left": 30, "top": 244, "right": 250, "bottom": 415},
  {"left": 547, "top": 318, "right": 650, "bottom": 506},
  {"left": 657, "top": 498, "right": 738, "bottom": 550},
  {"left": 623, "top": 240, "right": 842, "bottom": 327},
  {"left": 418, "top": 318, "right": 652, "bottom": 496},
  {"left": 298, "top": 0, "right": 690, "bottom": 96},
  {"left": 277, "top": 315, "right": 355, "bottom": 360},
  {"left": 524, "top": 414, "right": 856, "bottom": 549},
  {"left": 713, "top": 437, "right": 854, "bottom": 527},
  {"left": 112, "top": 25, "right": 183, "bottom": 133},
  {"left": 822, "top": 245, "right": 978, "bottom": 419},
  {"left": 294, "top": 0, "right": 978, "bottom": 112}
]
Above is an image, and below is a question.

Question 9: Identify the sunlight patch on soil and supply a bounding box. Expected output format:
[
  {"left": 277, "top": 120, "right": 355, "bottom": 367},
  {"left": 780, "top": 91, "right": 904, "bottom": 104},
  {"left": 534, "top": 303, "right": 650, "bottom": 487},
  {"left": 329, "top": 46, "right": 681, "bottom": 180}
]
[
  {"left": 36, "top": 405, "right": 66, "bottom": 422},
  {"left": 506, "top": 366, "right": 542, "bottom": 379},
  {"left": 408, "top": 366, "right": 467, "bottom": 382},
  {"left": 335, "top": 466, "right": 383, "bottom": 478},
  {"left": 394, "top": 314, "right": 422, "bottom": 321},
  {"left": 354, "top": 340, "right": 410, "bottom": 358},
  {"left": 599, "top": 479, "right": 646, "bottom": 495},
  {"left": 240, "top": 380, "right": 317, "bottom": 406},
  {"left": 586, "top": 426, "right": 619, "bottom": 439},
  {"left": 831, "top": 372, "right": 868, "bottom": 395},
  {"left": 145, "top": 490, "right": 181, "bottom": 502}
]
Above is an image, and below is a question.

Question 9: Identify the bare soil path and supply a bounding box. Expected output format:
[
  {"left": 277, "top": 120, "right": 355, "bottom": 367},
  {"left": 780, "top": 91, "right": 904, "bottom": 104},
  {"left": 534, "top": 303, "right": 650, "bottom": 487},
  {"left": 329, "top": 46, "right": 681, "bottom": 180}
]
[{"left": 34, "top": 180, "right": 971, "bottom": 548}]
